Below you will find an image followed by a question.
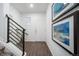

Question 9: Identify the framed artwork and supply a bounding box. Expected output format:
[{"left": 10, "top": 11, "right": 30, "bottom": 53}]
[
  {"left": 53, "top": 16, "right": 74, "bottom": 54},
  {"left": 52, "top": 11, "right": 79, "bottom": 55},
  {"left": 51, "top": 3, "right": 69, "bottom": 20},
  {"left": 51, "top": 3, "right": 79, "bottom": 20}
]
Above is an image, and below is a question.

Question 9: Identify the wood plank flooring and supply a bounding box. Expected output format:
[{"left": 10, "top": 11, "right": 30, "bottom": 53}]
[{"left": 25, "top": 42, "right": 52, "bottom": 56}]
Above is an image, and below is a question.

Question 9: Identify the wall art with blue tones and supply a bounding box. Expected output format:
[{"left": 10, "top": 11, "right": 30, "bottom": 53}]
[{"left": 53, "top": 22, "right": 69, "bottom": 46}]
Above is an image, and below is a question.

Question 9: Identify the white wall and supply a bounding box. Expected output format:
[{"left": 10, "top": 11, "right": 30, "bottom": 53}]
[
  {"left": 46, "top": 4, "right": 79, "bottom": 56},
  {"left": 21, "top": 13, "right": 46, "bottom": 41},
  {"left": 0, "top": 3, "right": 6, "bottom": 42},
  {"left": 9, "top": 5, "right": 21, "bottom": 24},
  {"left": 0, "top": 3, "right": 10, "bottom": 42},
  {"left": 0, "top": 3, "right": 21, "bottom": 42}
]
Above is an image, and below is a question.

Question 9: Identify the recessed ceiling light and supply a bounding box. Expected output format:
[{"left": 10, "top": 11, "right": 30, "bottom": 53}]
[{"left": 30, "top": 4, "right": 34, "bottom": 8}]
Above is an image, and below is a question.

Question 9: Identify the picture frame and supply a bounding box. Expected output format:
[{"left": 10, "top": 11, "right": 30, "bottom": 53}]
[
  {"left": 51, "top": 3, "right": 69, "bottom": 20},
  {"left": 52, "top": 11, "right": 79, "bottom": 55},
  {"left": 51, "top": 3, "right": 79, "bottom": 21},
  {"left": 54, "top": 3, "right": 69, "bottom": 17}
]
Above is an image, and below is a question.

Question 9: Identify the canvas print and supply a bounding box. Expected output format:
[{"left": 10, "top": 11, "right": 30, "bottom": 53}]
[
  {"left": 53, "top": 16, "right": 75, "bottom": 54},
  {"left": 53, "top": 3, "right": 65, "bottom": 17},
  {"left": 53, "top": 22, "right": 70, "bottom": 46},
  {"left": 52, "top": 3, "right": 69, "bottom": 20}
]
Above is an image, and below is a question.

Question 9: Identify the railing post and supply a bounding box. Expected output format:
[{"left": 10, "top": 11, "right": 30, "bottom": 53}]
[
  {"left": 7, "top": 16, "right": 10, "bottom": 43},
  {"left": 22, "top": 29, "right": 25, "bottom": 56}
]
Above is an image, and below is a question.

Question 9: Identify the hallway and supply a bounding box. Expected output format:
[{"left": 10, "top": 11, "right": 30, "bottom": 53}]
[{"left": 0, "top": 3, "right": 79, "bottom": 56}]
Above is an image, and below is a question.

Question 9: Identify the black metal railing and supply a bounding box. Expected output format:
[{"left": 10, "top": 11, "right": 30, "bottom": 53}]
[{"left": 6, "top": 15, "right": 25, "bottom": 56}]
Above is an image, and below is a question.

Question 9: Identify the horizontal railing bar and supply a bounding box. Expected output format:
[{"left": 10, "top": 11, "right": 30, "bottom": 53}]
[
  {"left": 10, "top": 29, "right": 22, "bottom": 39},
  {"left": 10, "top": 26, "right": 22, "bottom": 36},
  {"left": 9, "top": 40, "right": 23, "bottom": 50},
  {"left": 9, "top": 36, "right": 19, "bottom": 45},
  {"left": 10, "top": 22, "right": 23, "bottom": 32},
  {"left": 9, "top": 32, "right": 21, "bottom": 42},
  {"left": 9, "top": 36, "right": 23, "bottom": 47},
  {"left": 6, "top": 15, "right": 25, "bottom": 30}
]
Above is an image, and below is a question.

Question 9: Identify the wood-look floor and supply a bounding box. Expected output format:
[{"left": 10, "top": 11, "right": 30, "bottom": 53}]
[{"left": 25, "top": 42, "right": 52, "bottom": 56}]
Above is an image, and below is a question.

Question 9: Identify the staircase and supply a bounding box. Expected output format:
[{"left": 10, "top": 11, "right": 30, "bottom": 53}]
[{"left": 6, "top": 15, "right": 25, "bottom": 56}]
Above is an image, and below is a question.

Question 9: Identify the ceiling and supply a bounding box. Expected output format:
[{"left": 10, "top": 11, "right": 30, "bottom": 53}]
[{"left": 10, "top": 3, "right": 49, "bottom": 14}]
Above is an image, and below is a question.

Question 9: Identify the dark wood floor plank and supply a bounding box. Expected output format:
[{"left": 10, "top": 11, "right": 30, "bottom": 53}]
[{"left": 25, "top": 42, "right": 52, "bottom": 56}]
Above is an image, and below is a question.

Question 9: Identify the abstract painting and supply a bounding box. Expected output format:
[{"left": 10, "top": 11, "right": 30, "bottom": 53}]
[
  {"left": 52, "top": 10, "right": 79, "bottom": 55},
  {"left": 52, "top": 3, "right": 69, "bottom": 20},
  {"left": 53, "top": 3, "right": 65, "bottom": 17},
  {"left": 53, "top": 22, "right": 70, "bottom": 46}
]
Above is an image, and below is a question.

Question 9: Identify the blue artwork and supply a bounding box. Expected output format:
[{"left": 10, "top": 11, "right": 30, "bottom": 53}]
[
  {"left": 53, "top": 22, "right": 70, "bottom": 46},
  {"left": 53, "top": 3, "right": 65, "bottom": 17}
]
